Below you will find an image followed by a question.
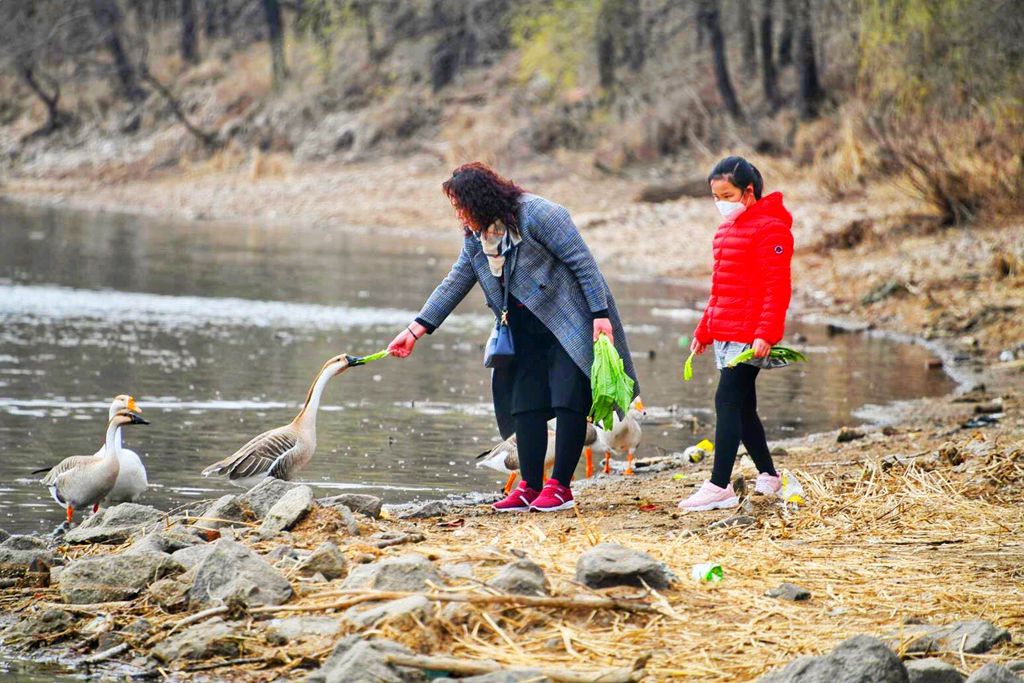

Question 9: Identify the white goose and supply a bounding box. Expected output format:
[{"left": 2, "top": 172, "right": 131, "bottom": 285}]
[
  {"left": 606, "top": 397, "right": 645, "bottom": 475},
  {"left": 201, "top": 354, "right": 361, "bottom": 488},
  {"left": 39, "top": 409, "right": 150, "bottom": 524},
  {"left": 103, "top": 395, "right": 149, "bottom": 503}
]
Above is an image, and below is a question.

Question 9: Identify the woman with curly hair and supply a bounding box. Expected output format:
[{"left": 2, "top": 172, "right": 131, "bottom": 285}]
[{"left": 388, "top": 162, "right": 639, "bottom": 512}]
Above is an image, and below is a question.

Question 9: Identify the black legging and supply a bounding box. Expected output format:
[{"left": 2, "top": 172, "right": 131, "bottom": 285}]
[
  {"left": 710, "top": 363, "right": 777, "bottom": 488},
  {"left": 515, "top": 408, "right": 588, "bottom": 490}
]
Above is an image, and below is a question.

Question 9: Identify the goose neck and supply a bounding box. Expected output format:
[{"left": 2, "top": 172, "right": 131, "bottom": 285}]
[{"left": 296, "top": 367, "right": 334, "bottom": 427}]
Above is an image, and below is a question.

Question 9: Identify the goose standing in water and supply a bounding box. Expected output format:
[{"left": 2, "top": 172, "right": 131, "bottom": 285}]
[
  {"left": 102, "top": 395, "right": 149, "bottom": 503},
  {"left": 606, "top": 397, "right": 645, "bottom": 475},
  {"left": 39, "top": 409, "right": 150, "bottom": 524},
  {"left": 202, "top": 354, "right": 364, "bottom": 488}
]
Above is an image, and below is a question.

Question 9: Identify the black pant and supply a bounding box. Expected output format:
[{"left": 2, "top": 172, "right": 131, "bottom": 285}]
[
  {"left": 710, "top": 363, "right": 777, "bottom": 488},
  {"left": 515, "top": 408, "right": 588, "bottom": 490}
]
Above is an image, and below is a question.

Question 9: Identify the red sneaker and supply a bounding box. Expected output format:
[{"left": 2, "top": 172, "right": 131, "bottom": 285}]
[
  {"left": 492, "top": 481, "right": 539, "bottom": 512},
  {"left": 530, "top": 480, "right": 575, "bottom": 512}
]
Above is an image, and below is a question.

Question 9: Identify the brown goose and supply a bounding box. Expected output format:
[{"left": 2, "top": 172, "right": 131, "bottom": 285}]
[
  {"left": 475, "top": 429, "right": 556, "bottom": 495},
  {"left": 201, "top": 354, "right": 365, "bottom": 488},
  {"left": 40, "top": 409, "right": 149, "bottom": 524}
]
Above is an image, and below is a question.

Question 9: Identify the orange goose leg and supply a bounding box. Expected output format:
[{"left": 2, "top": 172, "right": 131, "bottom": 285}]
[{"left": 503, "top": 472, "right": 518, "bottom": 495}]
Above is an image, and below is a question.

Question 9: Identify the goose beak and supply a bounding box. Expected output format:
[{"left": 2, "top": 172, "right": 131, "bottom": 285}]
[
  {"left": 129, "top": 412, "right": 150, "bottom": 425},
  {"left": 634, "top": 399, "right": 645, "bottom": 412},
  {"left": 127, "top": 397, "right": 140, "bottom": 413}
]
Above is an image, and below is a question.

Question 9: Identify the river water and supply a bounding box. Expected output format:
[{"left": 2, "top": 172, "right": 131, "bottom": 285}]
[{"left": 0, "top": 199, "right": 952, "bottom": 536}]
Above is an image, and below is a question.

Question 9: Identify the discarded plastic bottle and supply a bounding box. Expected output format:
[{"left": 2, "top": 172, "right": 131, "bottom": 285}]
[
  {"left": 683, "top": 439, "right": 714, "bottom": 463},
  {"left": 779, "top": 470, "right": 805, "bottom": 505},
  {"left": 691, "top": 562, "right": 724, "bottom": 583}
]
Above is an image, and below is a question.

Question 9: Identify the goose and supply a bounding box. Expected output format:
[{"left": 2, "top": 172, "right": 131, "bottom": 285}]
[
  {"left": 606, "top": 397, "right": 645, "bottom": 475},
  {"left": 39, "top": 409, "right": 150, "bottom": 524},
  {"left": 583, "top": 421, "right": 611, "bottom": 478},
  {"left": 101, "top": 395, "right": 149, "bottom": 503},
  {"left": 201, "top": 354, "right": 365, "bottom": 488},
  {"left": 475, "top": 430, "right": 556, "bottom": 495}
]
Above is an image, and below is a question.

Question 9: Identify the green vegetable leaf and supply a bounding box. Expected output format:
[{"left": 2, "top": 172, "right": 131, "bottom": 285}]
[{"left": 683, "top": 351, "right": 695, "bottom": 381}]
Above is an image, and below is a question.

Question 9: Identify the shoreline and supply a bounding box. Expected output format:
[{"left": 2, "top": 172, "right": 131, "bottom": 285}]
[{"left": 2, "top": 177, "right": 1022, "bottom": 682}]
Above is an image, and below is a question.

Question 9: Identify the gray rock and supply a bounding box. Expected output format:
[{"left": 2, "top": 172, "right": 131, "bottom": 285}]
[
  {"left": 1, "top": 608, "right": 74, "bottom": 644},
  {"left": 575, "top": 543, "right": 676, "bottom": 590},
  {"left": 237, "top": 478, "right": 302, "bottom": 518},
  {"left": 265, "top": 616, "right": 342, "bottom": 645},
  {"left": 64, "top": 504, "right": 164, "bottom": 544},
  {"left": 342, "top": 554, "right": 441, "bottom": 592},
  {"left": 151, "top": 617, "right": 240, "bottom": 663},
  {"left": 440, "top": 562, "right": 475, "bottom": 580},
  {"left": 305, "top": 635, "right": 426, "bottom": 683},
  {"left": 171, "top": 543, "right": 216, "bottom": 570},
  {"left": 906, "top": 659, "right": 964, "bottom": 683},
  {"left": 319, "top": 493, "right": 383, "bottom": 519},
  {"left": 335, "top": 504, "right": 361, "bottom": 535},
  {"left": 148, "top": 575, "right": 192, "bottom": 611},
  {"left": 399, "top": 500, "right": 449, "bottom": 518},
  {"left": 766, "top": 583, "right": 812, "bottom": 601},
  {"left": 193, "top": 494, "right": 252, "bottom": 529},
  {"left": 189, "top": 538, "right": 293, "bottom": 608},
  {"left": 837, "top": 427, "right": 865, "bottom": 443},
  {"left": 298, "top": 542, "right": 347, "bottom": 581},
  {"left": 131, "top": 525, "right": 208, "bottom": 555},
  {"left": 0, "top": 535, "right": 55, "bottom": 576},
  {"left": 60, "top": 551, "right": 182, "bottom": 604},
  {"left": 260, "top": 485, "right": 315, "bottom": 535},
  {"left": 1007, "top": 663, "right": 1024, "bottom": 674},
  {"left": 903, "top": 621, "right": 1011, "bottom": 655},
  {"left": 0, "top": 529, "right": 8, "bottom": 543},
  {"left": 434, "top": 674, "right": 552, "bottom": 683},
  {"left": 708, "top": 515, "right": 758, "bottom": 530},
  {"left": 344, "top": 595, "right": 431, "bottom": 628},
  {"left": 758, "top": 635, "right": 908, "bottom": 683},
  {"left": 965, "top": 664, "right": 1022, "bottom": 683},
  {"left": 488, "top": 560, "right": 550, "bottom": 596}
]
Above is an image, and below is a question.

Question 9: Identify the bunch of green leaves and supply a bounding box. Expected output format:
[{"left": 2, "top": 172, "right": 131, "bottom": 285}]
[
  {"left": 589, "top": 334, "right": 634, "bottom": 430},
  {"left": 726, "top": 346, "right": 808, "bottom": 368}
]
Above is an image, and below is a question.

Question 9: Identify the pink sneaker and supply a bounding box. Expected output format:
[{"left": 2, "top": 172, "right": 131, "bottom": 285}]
[
  {"left": 677, "top": 481, "right": 739, "bottom": 512},
  {"left": 492, "top": 481, "right": 539, "bottom": 512},
  {"left": 529, "top": 480, "right": 575, "bottom": 512},
  {"left": 755, "top": 472, "right": 782, "bottom": 496}
]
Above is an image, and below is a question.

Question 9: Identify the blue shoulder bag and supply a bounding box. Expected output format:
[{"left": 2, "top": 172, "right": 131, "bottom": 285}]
[{"left": 484, "top": 245, "right": 518, "bottom": 369}]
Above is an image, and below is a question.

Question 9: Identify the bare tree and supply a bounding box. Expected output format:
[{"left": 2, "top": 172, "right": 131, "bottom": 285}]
[
  {"left": 778, "top": 0, "right": 795, "bottom": 66},
  {"left": 760, "top": 0, "right": 781, "bottom": 110},
  {"left": 795, "top": 0, "right": 823, "bottom": 119},
  {"left": 596, "top": 0, "right": 646, "bottom": 92},
  {"left": 89, "top": 0, "right": 146, "bottom": 101},
  {"left": 181, "top": 0, "right": 199, "bottom": 63},
  {"left": 261, "top": 0, "right": 287, "bottom": 88},
  {"left": 737, "top": 1, "right": 757, "bottom": 70},
  {"left": 698, "top": 0, "right": 743, "bottom": 120}
]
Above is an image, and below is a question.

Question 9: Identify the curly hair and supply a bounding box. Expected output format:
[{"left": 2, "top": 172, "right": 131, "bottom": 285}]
[{"left": 442, "top": 162, "right": 525, "bottom": 235}]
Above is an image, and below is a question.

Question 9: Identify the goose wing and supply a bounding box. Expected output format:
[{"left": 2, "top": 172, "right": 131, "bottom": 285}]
[
  {"left": 475, "top": 435, "right": 517, "bottom": 472},
  {"left": 202, "top": 427, "right": 298, "bottom": 481},
  {"left": 39, "top": 455, "right": 96, "bottom": 486}
]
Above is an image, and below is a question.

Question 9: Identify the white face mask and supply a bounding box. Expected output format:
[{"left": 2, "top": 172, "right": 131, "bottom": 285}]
[{"left": 715, "top": 200, "right": 746, "bottom": 218}]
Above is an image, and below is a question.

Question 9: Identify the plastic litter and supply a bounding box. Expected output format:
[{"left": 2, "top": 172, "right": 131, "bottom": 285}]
[
  {"left": 779, "top": 470, "right": 805, "bottom": 506},
  {"left": 588, "top": 334, "right": 635, "bottom": 431},
  {"left": 683, "top": 438, "right": 714, "bottom": 463},
  {"left": 691, "top": 562, "right": 724, "bottom": 583}
]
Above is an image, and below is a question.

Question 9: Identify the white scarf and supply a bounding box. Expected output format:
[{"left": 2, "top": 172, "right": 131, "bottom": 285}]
[{"left": 478, "top": 219, "right": 521, "bottom": 277}]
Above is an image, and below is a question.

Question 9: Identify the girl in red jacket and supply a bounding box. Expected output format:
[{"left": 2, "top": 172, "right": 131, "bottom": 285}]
[{"left": 679, "top": 156, "right": 794, "bottom": 512}]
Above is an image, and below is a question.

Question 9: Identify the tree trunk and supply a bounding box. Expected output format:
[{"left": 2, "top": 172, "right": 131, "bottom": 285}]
[
  {"left": 778, "top": 0, "right": 794, "bottom": 66},
  {"left": 17, "top": 64, "right": 63, "bottom": 133},
  {"left": 698, "top": 0, "right": 743, "bottom": 120},
  {"left": 759, "top": 0, "right": 781, "bottom": 110},
  {"left": 90, "top": 0, "right": 145, "bottom": 102},
  {"left": 795, "top": 0, "right": 823, "bottom": 119},
  {"left": 202, "top": 0, "right": 218, "bottom": 38},
  {"left": 738, "top": 2, "right": 757, "bottom": 70},
  {"left": 181, "top": 0, "right": 199, "bottom": 63},
  {"left": 261, "top": 0, "right": 287, "bottom": 88}
]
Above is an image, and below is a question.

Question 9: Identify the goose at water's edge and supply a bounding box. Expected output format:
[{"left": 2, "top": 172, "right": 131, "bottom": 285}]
[
  {"left": 475, "top": 430, "right": 556, "bottom": 495},
  {"left": 38, "top": 409, "right": 150, "bottom": 524},
  {"left": 606, "top": 397, "right": 645, "bottom": 475},
  {"left": 103, "top": 394, "right": 149, "bottom": 503},
  {"left": 201, "top": 354, "right": 362, "bottom": 488}
]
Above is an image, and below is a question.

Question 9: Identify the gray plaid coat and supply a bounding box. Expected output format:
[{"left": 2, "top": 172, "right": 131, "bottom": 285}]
[{"left": 417, "top": 194, "right": 640, "bottom": 396}]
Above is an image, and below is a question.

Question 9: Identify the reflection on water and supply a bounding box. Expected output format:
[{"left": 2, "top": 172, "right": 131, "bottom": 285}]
[{"left": 0, "top": 200, "right": 953, "bottom": 534}]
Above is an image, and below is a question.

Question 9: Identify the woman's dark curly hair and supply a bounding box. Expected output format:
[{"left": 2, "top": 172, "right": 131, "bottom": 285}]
[{"left": 442, "top": 162, "right": 525, "bottom": 235}]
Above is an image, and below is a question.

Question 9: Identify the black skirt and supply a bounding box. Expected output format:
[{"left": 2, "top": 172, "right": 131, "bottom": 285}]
[{"left": 501, "top": 296, "right": 592, "bottom": 417}]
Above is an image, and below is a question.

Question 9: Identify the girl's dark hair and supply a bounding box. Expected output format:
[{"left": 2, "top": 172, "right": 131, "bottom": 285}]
[
  {"left": 707, "top": 156, "right": 764, "bottom": 200},
  {"left": 442, "top": 162, "right": 525, "bottom": 235}
]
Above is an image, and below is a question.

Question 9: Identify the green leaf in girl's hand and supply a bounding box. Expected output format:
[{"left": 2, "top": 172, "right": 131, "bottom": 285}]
[
  {"left": 725, "top": 345, "right": 808, "bottom": 368},
  {"left": 683, "top": 351, "right": 696, "bottom": 382}
]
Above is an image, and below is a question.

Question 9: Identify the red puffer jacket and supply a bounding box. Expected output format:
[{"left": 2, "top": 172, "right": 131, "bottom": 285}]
[{"left": 694, "top": 192, "right": 793, "bottom": 346}]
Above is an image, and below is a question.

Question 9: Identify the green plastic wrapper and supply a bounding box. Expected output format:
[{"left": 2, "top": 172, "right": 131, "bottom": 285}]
[{"left": 589, "top": 334, "right": 635, "bottom": 431}]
